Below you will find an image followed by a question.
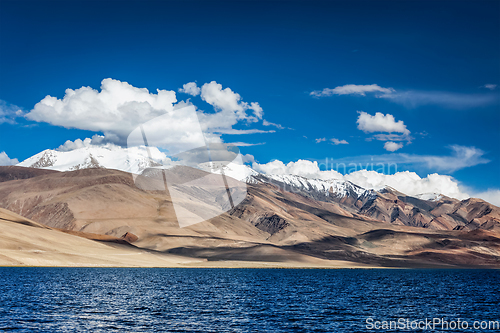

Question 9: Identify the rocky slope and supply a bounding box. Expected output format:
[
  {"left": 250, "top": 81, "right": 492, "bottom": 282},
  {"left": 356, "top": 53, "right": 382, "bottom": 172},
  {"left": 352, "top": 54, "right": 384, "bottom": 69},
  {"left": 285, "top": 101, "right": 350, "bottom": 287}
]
[{"left": 252, "top": 173, "right": 500, "bottom": 233}]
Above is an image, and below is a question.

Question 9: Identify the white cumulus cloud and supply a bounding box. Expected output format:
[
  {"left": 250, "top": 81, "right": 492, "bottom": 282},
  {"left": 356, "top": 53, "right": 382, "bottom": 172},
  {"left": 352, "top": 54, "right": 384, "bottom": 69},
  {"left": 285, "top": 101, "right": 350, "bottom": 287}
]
[
  {"left": 178, "top": 82, "right": 201, "bottom": 96},
  {"left": 345, "top": 170, "right": 468, "bottom": 200},
  {"left": 200, "top": 81, "right": 263, "bottom": 124},
  {"left": 25, "top": 79, "right": 270, "bottom": 154},
  {"left": 357, "top": 111, "right": 410, "bottom": 134},
  {"left": 384, "top": 141, "right": 403, "bottom": 152},
  {"left": 253, "top": 159, "right": 343, "bottom": 180},
  {"left": 0, "top": 151, "right": 19, "bottom": 165},
  {"left": 26, "top": 78, "right": 178, "bottom": 144},
  {"left": 57, "top": 135, "right": 109, "bottom": 152}
]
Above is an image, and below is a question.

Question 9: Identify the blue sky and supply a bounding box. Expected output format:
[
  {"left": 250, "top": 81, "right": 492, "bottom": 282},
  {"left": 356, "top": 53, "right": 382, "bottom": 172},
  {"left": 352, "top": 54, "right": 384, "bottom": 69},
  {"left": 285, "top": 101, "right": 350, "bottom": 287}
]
[{"left": 0, "top": 1, "right": 499, "bottom": 199}]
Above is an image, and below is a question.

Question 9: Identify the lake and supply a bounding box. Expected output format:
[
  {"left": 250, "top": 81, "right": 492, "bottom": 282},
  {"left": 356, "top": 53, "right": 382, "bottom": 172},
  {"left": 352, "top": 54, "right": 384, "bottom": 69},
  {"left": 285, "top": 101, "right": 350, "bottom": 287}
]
[{"left": 1, "top": 268, "right": 499, "bottom": 332}]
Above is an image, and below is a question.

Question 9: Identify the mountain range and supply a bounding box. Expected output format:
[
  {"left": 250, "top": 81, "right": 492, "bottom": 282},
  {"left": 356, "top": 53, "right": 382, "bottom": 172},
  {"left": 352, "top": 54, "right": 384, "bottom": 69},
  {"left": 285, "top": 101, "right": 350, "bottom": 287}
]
[
  {"left": 16, "top": 145, "right": 500, "bottom": 233},
  {"left": 0, "top": 146, "right": 498, "bottom": 268}
]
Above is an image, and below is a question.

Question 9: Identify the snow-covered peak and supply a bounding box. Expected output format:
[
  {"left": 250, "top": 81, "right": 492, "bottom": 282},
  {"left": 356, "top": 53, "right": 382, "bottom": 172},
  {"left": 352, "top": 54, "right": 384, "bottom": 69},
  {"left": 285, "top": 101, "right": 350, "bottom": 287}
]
[
  {"left": 198, "top": 161, "right": 259, "bottom": 183},
  {"left": 17, "top": 145, "right": 168, "bottom": 174},
  {"left": 260, "top": 173, "right": 367, "bottom": 199},
  {"left": 17, "top": 146, "right": 374, "bottom": 200},
  {"left": 19, "top": 146, "right": 447, "bottom": 205}
]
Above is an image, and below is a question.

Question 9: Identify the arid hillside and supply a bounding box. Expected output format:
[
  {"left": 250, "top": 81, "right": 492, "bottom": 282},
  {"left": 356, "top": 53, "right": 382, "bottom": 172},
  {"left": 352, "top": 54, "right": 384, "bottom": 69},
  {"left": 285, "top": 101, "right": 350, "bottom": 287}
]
[{"left": 0, "top": 166, "right": 499, "bottom": 268}]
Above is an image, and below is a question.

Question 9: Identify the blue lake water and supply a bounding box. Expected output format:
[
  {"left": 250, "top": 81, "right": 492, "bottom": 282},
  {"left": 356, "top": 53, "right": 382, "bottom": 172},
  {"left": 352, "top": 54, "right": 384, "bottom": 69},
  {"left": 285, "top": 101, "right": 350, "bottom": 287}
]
[{"left": 0, "top": 268, "right": 499, "bottom": 332}]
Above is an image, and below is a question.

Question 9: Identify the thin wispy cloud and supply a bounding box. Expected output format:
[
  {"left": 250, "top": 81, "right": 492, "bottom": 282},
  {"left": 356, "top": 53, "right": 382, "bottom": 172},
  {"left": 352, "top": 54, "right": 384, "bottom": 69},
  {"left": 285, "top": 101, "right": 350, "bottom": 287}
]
[
  {"left": 263, "top": 119, "right": 284, "bottom": 129},
  {"left": 310, "top": 84, "right": 394, "bottom": 97},
  {"left": 324, "top": 145, "right": 489, "bottom": 173},
  {"left": 0, "top": 100, "right": 24, "bottom": 124},
  {"left": 311, "top": 84, "right": 498, "bottom": 109},
  {"left": 378, "top": 90, "right": 498, "bottom": 109},
  {"left": 212, "top": 128, "right": 275, "bottom": 134},
  {"left": 482, "top": 84, "right": 497, "bottom": 90},
  {"left": 227, "top": 142, "right": 265, "bottom": 147}
]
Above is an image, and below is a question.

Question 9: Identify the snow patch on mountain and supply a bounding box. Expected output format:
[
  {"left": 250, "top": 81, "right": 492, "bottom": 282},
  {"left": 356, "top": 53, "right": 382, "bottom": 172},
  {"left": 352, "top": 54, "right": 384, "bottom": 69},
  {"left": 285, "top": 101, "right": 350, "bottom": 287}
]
[{"left": 414, "top": 193, "right": 443, "bottom": 201}]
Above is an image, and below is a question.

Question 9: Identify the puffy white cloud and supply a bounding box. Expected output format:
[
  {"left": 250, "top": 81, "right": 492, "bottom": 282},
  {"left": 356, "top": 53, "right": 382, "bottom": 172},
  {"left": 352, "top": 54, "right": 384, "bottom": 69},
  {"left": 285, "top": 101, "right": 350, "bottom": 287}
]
[
  {"left": 26, "top": 78, "right": 178, "bottom": 144},
  {"left": 357, "top": 111, "right": 410, "bottom": 134},
  {"left": 241, "top": 153, "right": 255, "bottom": 164},
  {"left": 344, "top": 170, "right": 468, "bottom": 200},
  {"left": 383, "top": 141, "right": 403, "bottom": 152},
  {"left": 253, "top": 159, "right": 343, "bottom": 180},
  {"left": 0, "top": 151, "right": 19, "bottom": 165},
  {"left": 178, "top": 82, "right": 201, "bottom": 96},
  {"left": 25, "top": 79, "right": 271, "bottom": 154},
  {"left": 0, "top": 100, "right": 24, "bottom": 124},
  {"left": 315, "top": 138, "right": 326, "bottom": 143},
  {"left": 331, "top": 138, "right": 349, "bottom": 145},
  {"left": 57, "top": 135, "right": 110, "bottom": 152},
  {"left": 200, "top": 81, "right": 263, "bottom": 123},
  {"left": 310, "top": 84, "right": 395, "bottom": 97}
]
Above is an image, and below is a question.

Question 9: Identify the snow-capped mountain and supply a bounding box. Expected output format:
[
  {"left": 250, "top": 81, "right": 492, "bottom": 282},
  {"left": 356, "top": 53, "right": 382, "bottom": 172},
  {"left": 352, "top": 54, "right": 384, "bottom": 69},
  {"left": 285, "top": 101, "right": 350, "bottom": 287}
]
[
  {"left": 17, "top": 145, "right": 168, "bottom": 173},
  {"left": 260, "top": 173, "right": 368, "bottom": 199},
  {"left": 17, "top": 145, "right": 444, "bottom": 209}
]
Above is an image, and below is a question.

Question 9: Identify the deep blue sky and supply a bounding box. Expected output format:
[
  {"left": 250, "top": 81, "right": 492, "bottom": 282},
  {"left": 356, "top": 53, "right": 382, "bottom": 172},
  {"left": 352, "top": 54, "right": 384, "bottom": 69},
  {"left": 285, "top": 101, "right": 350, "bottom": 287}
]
[{"left": 0, "top": 0, "right": 499, "bottom": 192}]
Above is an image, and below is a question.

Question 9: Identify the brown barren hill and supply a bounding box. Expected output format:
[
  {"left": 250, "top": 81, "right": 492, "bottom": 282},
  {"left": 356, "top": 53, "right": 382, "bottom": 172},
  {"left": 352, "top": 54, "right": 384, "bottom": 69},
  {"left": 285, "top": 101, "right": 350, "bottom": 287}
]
[{"left": 0, "top": 166, "right": 499, "bottom": 268}]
